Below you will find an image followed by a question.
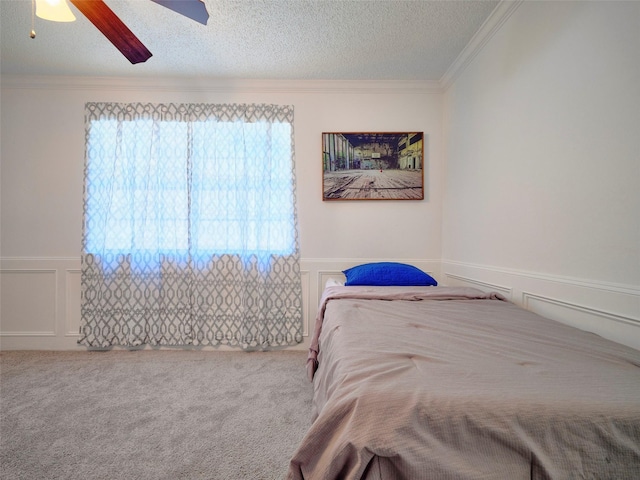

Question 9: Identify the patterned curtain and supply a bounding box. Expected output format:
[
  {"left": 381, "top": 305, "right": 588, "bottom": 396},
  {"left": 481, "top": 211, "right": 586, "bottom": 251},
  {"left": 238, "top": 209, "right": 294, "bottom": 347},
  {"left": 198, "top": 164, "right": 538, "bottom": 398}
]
[{"left": 78, "top": 103, "right": 303, "bottom": 348}]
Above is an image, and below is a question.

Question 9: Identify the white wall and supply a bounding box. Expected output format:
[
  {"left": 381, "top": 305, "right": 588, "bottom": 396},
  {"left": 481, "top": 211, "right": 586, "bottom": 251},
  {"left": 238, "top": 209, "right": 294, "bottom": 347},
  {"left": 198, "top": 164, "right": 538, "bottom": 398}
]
[
  {"left": 0, "top": 78, "right": 443, "bottom": 349},
  {"left": 3, "top": 1, "right": 639, "bottom": 352},
  {"left": 442, "top": 0, "right": 640, "bottom": 349}
]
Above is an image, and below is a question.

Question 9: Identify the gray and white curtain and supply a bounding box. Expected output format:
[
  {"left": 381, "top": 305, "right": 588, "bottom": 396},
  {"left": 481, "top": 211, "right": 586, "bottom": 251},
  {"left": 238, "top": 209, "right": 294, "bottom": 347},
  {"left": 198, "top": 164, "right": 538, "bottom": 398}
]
[{"left": 78, "top": 103, "right": 303, "bottom": 348}]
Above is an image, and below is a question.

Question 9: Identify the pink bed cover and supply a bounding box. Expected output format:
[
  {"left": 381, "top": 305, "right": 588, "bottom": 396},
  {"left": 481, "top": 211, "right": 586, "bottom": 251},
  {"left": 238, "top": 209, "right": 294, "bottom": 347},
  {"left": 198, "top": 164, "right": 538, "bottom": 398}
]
[{"left": 287, "top": 286, "right": 640, "bottom": 480}]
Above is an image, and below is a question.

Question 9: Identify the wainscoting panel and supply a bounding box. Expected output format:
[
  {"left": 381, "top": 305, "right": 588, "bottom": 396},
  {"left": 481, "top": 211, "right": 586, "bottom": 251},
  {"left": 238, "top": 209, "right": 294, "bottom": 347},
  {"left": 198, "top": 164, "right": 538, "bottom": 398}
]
[
  {"left": 1, "top": 257, "right": 443, "bottom": 350},
  {"left": 1, "top": 258, "right": 81, "bottom": 350},
  {"left": 442, "top": 260, "right": 640, "bottom": 351},
  {"left": 65, "top": 269, "right": 81, "bottom": 337},
  {"left": 522, "top": 292, "right": 640, "bottom": 351},
  {"left": 300, "top": 270, "right": 310, "bottom": 338},
  {"left": 443, "top": 273, "right": 512, "bottom": 299},
  {"left": 0, "top": 269, "right": 57, "bottom": 336},
  {"left": 318, "top": 271, "right": 346, "bottom": 299},
  {"left": 4, "top": 257, "right": 636, "bottom": 352}
]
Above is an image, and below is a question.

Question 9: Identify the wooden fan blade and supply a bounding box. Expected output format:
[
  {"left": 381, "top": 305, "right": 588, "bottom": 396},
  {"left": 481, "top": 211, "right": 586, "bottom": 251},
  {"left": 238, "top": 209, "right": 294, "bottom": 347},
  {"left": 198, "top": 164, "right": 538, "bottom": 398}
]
[
  {"left": 150, "top": 0, "right": 209, "bottom": 25},
  {"left": 69, "top": 0, "right": 152, "bottom": 64}
]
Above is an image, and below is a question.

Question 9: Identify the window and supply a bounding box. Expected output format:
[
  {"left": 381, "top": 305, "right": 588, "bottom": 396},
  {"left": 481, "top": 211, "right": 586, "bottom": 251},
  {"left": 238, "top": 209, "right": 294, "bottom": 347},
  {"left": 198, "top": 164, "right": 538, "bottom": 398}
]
[
  {"left": 79, "top": 103, "right": 303, "bottom": 349},
  {"left": 84, "top": 105, "right": 298, "bottom": 263}
]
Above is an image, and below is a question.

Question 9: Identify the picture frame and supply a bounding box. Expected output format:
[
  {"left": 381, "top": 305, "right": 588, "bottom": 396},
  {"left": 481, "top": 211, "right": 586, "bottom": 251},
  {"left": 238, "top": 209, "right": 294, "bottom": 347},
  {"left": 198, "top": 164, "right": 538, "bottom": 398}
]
[{"left": 322, "top": 132, "right": 424, "bottom": 201}]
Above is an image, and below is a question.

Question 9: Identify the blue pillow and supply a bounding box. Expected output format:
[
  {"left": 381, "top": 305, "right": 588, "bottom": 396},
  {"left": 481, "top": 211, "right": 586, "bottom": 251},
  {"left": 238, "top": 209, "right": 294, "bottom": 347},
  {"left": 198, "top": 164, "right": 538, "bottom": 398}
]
[{"left": 343, "top": 262, "right": 437, "bottom": 287}]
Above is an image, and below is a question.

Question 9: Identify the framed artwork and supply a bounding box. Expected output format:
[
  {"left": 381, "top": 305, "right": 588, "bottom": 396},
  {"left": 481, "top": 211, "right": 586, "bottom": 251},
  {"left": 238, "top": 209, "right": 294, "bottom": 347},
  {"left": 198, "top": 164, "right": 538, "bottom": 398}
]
[{"left": 322, "top": 132, "right": 424, "bottom": 201}]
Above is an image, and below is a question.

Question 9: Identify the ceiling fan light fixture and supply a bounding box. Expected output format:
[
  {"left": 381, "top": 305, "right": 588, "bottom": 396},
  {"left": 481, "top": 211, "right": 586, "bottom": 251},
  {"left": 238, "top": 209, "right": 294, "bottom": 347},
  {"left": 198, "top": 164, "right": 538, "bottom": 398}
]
[{"left": 35, "top": 0, "right": 76, "bottom": 22}]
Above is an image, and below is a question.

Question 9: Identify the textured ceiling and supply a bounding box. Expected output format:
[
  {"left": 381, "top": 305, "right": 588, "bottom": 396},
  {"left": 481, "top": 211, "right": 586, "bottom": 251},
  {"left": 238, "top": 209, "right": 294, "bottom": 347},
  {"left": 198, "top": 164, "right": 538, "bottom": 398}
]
[{"left": 0, "top": 0, "right": 500, "bottom": 81}]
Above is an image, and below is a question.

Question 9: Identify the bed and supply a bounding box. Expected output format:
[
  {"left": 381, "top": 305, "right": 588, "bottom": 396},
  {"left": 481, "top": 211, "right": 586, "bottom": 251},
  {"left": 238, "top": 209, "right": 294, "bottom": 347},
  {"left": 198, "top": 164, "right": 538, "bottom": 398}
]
[{"left": 287, "top": 265, "right": 640, "bottom": 480}]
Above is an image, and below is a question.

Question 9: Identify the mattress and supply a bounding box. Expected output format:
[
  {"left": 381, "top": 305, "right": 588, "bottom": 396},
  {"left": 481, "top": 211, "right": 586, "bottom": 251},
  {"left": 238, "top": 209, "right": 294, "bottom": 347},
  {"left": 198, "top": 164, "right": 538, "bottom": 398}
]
[{"left": 287, "top": 286, "right": 640, "bottom": 480}]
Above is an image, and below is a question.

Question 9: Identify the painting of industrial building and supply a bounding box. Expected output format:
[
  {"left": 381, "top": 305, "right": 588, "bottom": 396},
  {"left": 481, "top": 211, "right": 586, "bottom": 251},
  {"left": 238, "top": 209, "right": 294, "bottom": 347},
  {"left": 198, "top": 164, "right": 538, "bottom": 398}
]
[{"left": 322, "top": 132, "right": 424, "bottom": 200}]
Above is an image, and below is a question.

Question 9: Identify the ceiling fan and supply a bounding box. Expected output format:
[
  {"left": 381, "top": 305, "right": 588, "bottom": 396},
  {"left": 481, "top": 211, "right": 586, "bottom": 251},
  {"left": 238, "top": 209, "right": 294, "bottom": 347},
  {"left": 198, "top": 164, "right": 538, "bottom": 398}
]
[{"left": 36, "top": 0, "right": 209, "bottom": 64}]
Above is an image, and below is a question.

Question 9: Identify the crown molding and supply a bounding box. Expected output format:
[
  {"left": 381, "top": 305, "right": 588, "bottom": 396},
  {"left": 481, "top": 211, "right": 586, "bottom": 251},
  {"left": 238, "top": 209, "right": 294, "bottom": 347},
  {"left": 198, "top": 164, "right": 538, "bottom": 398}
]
[
  {"left": 0, "top": 75, "right": 442, "bottom": 95},
  {"left": 439, "top": 0, "right": 524, "bottom": 91},
  {"left": 1, "top": 2, "right": 522, "bottom": 96}
]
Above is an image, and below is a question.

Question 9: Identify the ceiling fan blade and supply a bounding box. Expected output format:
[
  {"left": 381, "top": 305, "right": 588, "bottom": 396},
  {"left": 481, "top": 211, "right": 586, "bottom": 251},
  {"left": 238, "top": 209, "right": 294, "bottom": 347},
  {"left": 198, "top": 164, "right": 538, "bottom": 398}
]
[
  {"left": 69, "top": 0, "right": 152, "bottom": 64},
  {"left": 150, "top": 0, "right": 209, "bottom": 25}
]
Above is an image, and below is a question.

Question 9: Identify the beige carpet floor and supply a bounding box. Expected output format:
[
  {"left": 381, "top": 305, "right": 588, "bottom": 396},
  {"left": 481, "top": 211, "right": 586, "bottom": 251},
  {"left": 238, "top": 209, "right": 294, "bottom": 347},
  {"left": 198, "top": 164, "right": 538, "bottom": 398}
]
[{"left": 0, "top": 350, "right": 312, "bottom": 480}]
